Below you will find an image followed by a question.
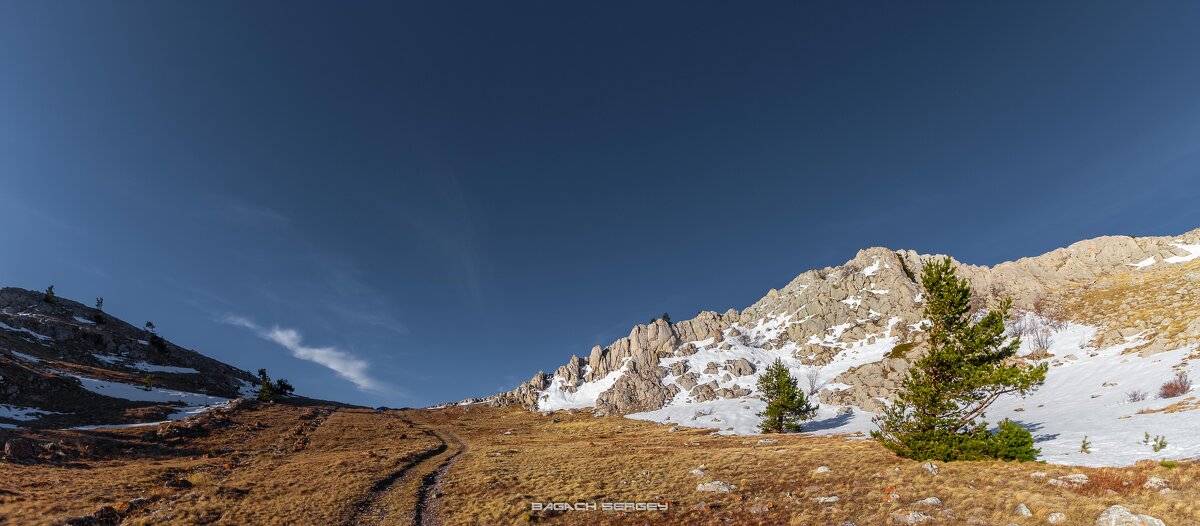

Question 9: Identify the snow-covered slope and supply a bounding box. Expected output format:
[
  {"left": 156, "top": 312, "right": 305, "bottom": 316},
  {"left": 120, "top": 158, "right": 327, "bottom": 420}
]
[
  {"left": 0, "top": 287, "right": 257, "bottom": 429},
  {"left": 506, "top": 228, "right": 1200, "bottom": 467}
]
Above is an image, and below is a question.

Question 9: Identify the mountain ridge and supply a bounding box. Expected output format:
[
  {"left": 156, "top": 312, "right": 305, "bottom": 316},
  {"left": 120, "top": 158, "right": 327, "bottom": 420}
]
[
  {"left": 0, "top": 286, "right": 258, "bottom": 429},
  {"left": 490, "top": 227, "right": 1200, "bottom": 465}
]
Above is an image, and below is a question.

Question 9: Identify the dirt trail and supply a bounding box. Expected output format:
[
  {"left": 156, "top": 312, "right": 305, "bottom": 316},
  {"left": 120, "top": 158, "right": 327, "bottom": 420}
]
[
  {"left": 414, "top": 428, "right": 466, "bottom": 526},
  {"left": 343, "top": 414, "right": 465, "bottom": 526}
]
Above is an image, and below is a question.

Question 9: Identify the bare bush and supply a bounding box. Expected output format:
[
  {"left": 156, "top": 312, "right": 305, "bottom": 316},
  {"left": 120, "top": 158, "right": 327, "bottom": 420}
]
[
  {"left": 1007, "top": 313, "right": 1054, "bottom": 355},
  {"left": 1159, "top": 371, "right": 1192, "bottom": 399},
  {"left": 1126, "top": 390, "right": 1148, "bottom": 403},
  {"left": 806, "top": 368, "right": 821, "bottom": 396},
  {"left": 1028, "top": 325, "right": 1052, "bottom": 354}
]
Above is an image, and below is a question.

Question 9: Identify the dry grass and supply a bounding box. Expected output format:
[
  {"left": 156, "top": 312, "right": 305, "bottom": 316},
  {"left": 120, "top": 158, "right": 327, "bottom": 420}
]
[
  {"left": 3, "top": 403, "right": 1197, "bottom": 525},
  {"left": 415, "top": 405, "right": 1200, "bottom": 526},
  {"left": 1055, "top": 258, "right": 1200, "bottom": 355},
  {"left": 0, "top": 402, "right": 442, "bottom": 525},
  {"left": 1137, "top": 397, "right": 1199, "bottom": 415}
]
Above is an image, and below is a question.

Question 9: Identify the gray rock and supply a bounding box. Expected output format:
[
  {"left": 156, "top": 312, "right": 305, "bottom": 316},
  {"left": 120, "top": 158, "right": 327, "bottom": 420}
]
[
  {"left": 696, "top": 481, "right": 733, "bottom": 493},
  {"left": 921, "top": 461, "right": 938, "bottom": 475},
  {"left": 1142, "top": 476, "right": 1168, "bottom": 490},
  {"left": 1015, "top": 503, "right": 1033, "bottom": 517},
  {"left": 1047, "top": 512, "right": 1067, "bottom": 524},
  {"left": 890, "top": 509, "right": 932, "bottom": 524},
  {"left": 1094, "top": 505, "right": 1165, "bottom": 526},
  {"left": 3, "top": 438, "right": 36, "bottom": 461},
  {"left": 725, "top": 358, "right": 755, "bottom": 376}
]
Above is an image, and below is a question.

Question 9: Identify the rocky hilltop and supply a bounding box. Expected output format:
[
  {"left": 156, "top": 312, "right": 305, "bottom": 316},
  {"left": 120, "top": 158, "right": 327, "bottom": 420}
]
[
  {"left": 0, "top": 287, "right": 257, "bottom": 429},
  {"left": 498, "top": 228, "right": 1200, "bottom": 449}
]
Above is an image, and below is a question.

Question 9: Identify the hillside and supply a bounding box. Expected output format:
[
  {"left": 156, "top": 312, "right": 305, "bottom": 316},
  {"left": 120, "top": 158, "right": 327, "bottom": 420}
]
[
  {"left": 500, "top": 228, "right": 1200, "bottom": 466},
  {"left": 0, "top": 287, "right": 257, "bottom": 429}
]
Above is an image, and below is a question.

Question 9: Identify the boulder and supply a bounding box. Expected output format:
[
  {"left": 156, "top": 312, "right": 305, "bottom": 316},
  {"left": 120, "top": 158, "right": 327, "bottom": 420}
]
[
  {"left": 696, "top": 481, "right": 733, "bottom": 493},
  {"left": 890, "top": 509, "right": 932, "bottom": 524},
  {"left": 724, "top": 358, "right": 755, "bottom": 376},
  {"left": 3, "top": 438, "right": 36, "bottom": 461},
  {"left": 1094, "top": 505, "right": 1166, "bottom": 526}
]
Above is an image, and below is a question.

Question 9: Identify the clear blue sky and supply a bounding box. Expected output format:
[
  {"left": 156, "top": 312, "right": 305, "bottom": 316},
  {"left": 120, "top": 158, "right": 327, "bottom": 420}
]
[{"left": 2, "top": 2, "right": 1198, "bottom": 407}]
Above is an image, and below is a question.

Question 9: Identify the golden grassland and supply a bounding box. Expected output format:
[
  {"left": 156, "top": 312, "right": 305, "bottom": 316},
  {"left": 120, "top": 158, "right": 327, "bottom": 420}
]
[
  {"left": 415, "top": 405, "right": 1199, "bottom": 526},
  {"left": 1054, "top": 258, "right": 1200, "bottom": 356},
  {"left": 2, "top": 402, "right": 1196, "bottom": 525},
  {"left": 0, "top": 402, "right": 441, "bottom": 525}
]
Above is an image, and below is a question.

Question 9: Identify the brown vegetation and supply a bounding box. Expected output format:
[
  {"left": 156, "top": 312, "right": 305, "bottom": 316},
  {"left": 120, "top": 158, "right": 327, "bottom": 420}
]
[
  {"left": 3, "top": 403, "right": 1197, "bottom": 525},
  {"left": 1159, "top": 371, "right": 1192, "bottom": 399}
]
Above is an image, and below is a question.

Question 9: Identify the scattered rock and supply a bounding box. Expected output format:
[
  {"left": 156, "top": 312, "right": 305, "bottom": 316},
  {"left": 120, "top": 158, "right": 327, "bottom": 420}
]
[
  {"left": 748, "top": 502, "right": 773, "bottom": 513},
  {"left": 725, "top": 358, "right": 756, "bottom": 376},
  {"left": 690, "top": 468, "right": 707, "bottom": 476},
  {"left": 913, "top": 497, "right": 942, "bottom": 507},
  {"left": 1046, "top": 512, "right": 1067, "bottom": 524},
  {"left": 3, "top": 438, "right": 36, "bottom": 461},
  {"left": 814, "top": 495, "right": 839, "bottom": 503},
  {"left": 696, "top": 481, "right": 734, "bottom": 493},
  {"left": 1142, "top": 476, "right": 1168, "bottom": 490},
  {"left": 891, "top": 509, "right": 932, "bottom": 524},
  {"left": 813, "top": 465, "right": 831, "bottom": 474},
  {"left": 1062, "top": 473, "right": 1090, "bottom": 485},
  {"left": 921, "top": 461, "right": 938, "bottom": 475},
  {"left": 1049, "top": 473, "right": 1089, "bottom": 488},
  {"left": 756, "top": 438, "right": 779, "bottom": 445},
  {"left": 1015, "top": 503, "right": 1033, "bottom": 517},
  {"left": 1031, "top": 471, "right": 1047, "bottom": 479},
  {"left": 1094, "top": 505, "right": 1166, "bottom": 526}
]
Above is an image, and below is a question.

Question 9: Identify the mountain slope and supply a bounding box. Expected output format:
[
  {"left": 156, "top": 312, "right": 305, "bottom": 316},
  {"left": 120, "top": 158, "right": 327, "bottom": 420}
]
[
  {"left": 500, "top": 228, "right": 1200, "bottom": 466},
  {"left": 0, "top": 287, "right": 256, "bottom": 429}
]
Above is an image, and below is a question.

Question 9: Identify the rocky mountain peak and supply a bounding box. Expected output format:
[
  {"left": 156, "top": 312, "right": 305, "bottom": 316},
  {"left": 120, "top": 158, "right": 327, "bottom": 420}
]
[{"left": 497, "top": 228, "right": 1200, "bottom": 425}]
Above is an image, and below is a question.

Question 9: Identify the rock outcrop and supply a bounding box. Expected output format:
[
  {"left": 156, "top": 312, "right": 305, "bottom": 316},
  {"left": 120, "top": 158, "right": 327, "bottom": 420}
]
[
  {"left": 0, "top": 287, "right": 257, "bottom": 428},
  {"left": 499, "top": 228, "right": 1200, "bottom": 418}
]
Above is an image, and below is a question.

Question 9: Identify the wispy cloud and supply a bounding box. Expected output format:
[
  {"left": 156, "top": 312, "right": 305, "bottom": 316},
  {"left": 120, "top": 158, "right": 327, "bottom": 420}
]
[
  {"left": 222, "top": 315, "right": 386, "bottom": 392},
  {"left": 204, "top": 194, "right": 409, "bottom": 336}
]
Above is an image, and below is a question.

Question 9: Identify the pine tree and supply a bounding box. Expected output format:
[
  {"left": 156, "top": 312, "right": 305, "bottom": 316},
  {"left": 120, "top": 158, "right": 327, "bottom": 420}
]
[
  {"left": 44, "top": 285, "right": 56, "bottom": 303},
  {"left": 757, "top": 358, "right": 817, "bottom": 433},
  {"left": 257, "top": 368, "right": 275, "bottom": 402},
  {"left": 872, "top": 258, "right": 1046, "bottom": 461},
  {"left": 92, "top": 297, "right": 106, "bottom": 324},
  {"left": 256, "top": 368, "right": 295, "bottom": 401}
]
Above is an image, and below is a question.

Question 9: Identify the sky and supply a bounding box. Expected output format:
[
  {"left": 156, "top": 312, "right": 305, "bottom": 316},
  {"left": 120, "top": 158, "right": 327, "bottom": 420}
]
[{"left": 1, "top": 2, "right": 1198, "bottom": 408}]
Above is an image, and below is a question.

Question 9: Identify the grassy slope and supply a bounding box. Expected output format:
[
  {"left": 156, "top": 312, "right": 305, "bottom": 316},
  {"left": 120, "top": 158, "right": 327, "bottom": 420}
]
[
  {"left": 2, "top": 403, "right": 1196, "bottom": 525},
  {"left": 421, "top": 405, "right": 1198, "bottom": 526},
  {"left": 0, "top": 401, "right": 441, "bottom": 525}
]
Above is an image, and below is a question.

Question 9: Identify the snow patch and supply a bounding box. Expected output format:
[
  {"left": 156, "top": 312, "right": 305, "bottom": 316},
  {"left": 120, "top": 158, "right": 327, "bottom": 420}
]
[
  {"left": 67, "top": 374, "right": 228, "bottom": 405},
  {"left": 130, "top": 361, "right": 200, "bottom": 374},
  {"left": 0, "top": 404, "right": 58, "bottom": 421},
  {"left": 70, "top": 403, "right": 229, "bottom": 430},
  {"left": 862, "top": 258, "right": 881, "bottom": 277},
  {"left": 9, "top": 350, "right": 43, "bottom": 363},
  {"left": 1164, "top": 242, "right": 1200, "bottom": 264},
  {"left": 537, "top": 360, "right": 628, "bottom": 411},
  {"left": 1128, "top": 257, "right": 1156, "bottom": 269},
  {"left": 0, "top": 321, "right": 51, "bottom": 341}
]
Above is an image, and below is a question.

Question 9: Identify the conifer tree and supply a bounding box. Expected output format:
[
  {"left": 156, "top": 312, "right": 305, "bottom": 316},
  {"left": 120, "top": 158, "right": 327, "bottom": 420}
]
[
  {"left": 256, "top": 368, "right": 295, "bottom": 401},
  {"left": 757, "top": 358, "right": 817, "bottom": 433},
  {"left": 872, "top": 258, "right": 1046, "bottom": 461}
]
